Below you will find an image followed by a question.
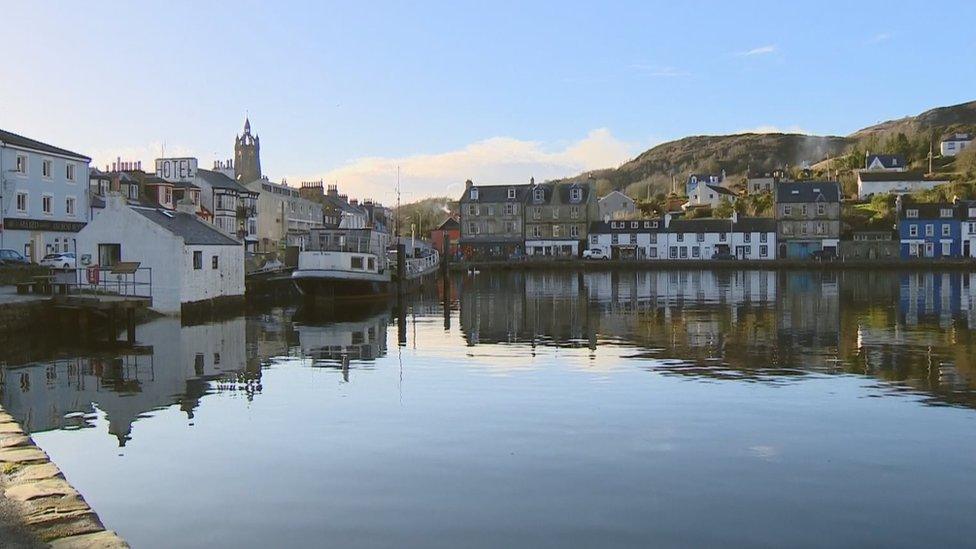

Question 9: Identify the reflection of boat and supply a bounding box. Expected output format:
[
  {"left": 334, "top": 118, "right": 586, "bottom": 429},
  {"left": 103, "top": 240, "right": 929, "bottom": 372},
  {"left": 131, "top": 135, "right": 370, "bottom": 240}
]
[{"left": 294, "top": 305, "right": 391, "bottom": 363}]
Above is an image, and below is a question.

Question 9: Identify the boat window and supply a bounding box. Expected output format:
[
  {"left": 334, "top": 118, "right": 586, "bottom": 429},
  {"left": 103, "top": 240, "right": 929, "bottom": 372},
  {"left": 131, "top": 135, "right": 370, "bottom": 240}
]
[
  {"left": 351, "top": 256, "right": 364, "bottom": 270},
  {"left": 367, "top": 257, "right": 375, "bottom": 271}
]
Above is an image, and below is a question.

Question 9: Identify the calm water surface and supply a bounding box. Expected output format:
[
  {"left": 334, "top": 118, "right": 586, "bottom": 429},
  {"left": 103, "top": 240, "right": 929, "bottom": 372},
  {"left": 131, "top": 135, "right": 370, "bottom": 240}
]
[{"left": 2, "top": 270, "right": 976, "bottom": 548}]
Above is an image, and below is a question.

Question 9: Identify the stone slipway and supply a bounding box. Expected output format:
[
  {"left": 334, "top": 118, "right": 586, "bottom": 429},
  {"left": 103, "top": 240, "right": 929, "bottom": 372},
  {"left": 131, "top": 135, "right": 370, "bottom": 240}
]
[{"left": 0, "top": 407, "right": 127, "bottom": 548}]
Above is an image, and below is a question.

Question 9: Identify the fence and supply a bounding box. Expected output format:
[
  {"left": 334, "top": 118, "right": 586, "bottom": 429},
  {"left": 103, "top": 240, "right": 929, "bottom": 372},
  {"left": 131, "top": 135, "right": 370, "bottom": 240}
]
[{"left": 52, "top": 265, "right": 153, "bottom": 299}]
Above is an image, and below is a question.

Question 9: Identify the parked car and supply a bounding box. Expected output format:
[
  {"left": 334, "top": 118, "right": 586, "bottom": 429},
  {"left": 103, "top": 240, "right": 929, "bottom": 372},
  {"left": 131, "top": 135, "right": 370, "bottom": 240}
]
[
  {"left": 810, "top": 249, "right": 837, "bottom": 262},
  {"left": 582, "top": 248, "right": 609, "bottom": 260},
  {"left": 712, "top": 251, "right": 736, "bottom": 260},
  {"left": 39, "top": 252, "right": 76, "bottom": 269},
  {"left": 0, "top": 249, "right": 30, "bottom": 266}
]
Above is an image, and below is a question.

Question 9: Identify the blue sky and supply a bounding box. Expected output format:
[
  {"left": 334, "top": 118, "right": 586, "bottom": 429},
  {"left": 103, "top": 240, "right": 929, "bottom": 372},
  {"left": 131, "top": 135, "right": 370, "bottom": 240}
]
[{"left": 2, "top": 1, "right": 974, "bottom": 202}]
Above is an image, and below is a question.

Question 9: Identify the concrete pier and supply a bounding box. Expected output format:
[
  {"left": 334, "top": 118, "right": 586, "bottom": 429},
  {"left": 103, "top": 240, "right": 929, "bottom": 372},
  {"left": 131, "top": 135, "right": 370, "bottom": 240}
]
[{"left": 0, "top": 407, "right": 128, "bottom": 547}]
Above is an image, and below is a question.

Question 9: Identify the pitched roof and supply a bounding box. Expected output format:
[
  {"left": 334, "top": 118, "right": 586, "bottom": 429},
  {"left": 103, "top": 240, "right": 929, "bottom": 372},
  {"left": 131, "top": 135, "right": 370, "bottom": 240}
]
[
  {"left": 941, "top": 133, "right": 972, "bottom": 142},
  {"left": 589, "top": 219, "right": 666, "bottom": 233},
  {"left": 133, "top": 207, "right": 241, "bottom": 245},
  {"left": 733, "top": 217, "right": 777, "bottom": 232},
  {"left": 669, "top": 218, "right": 736, "bottom": 233},
  {"left": 0, "top": 128, "right": 90, "bottom": 161},
  {"left": 857, "top": 170, "right": 949, "bottom": 182},
  {"left": 459, "top": 183, "right": 531, "bottom": 203},
  {"left": 195, "top": 169, "right": 251, "bottom": 193},
  {"left": 865, "top": 154, "right": 905, "bottom": 170},
  {"left": 898, "top": 202, "right": 961, "bottom": 220},
  {"left": 775, "top": 181, "right": 840, "bottom": 203},
  {"left": 705, "top": 184, "right": 737, "bottom": 196},
  {"left": 436, "top": 217, "right": 459, "bottom": 231},
  {"left": 599, "top": 190, "right": 634, "bottom": 203}
]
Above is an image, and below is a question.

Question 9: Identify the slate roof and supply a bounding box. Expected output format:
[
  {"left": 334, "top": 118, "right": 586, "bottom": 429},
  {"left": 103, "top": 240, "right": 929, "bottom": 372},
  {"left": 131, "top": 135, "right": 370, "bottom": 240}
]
[
  {"left": 669, "top": 218, "right": 737, "bottom": 233},
  {"left": 733, "top": 217, "right": 778, "bottom": 232},
  {"left": 459, "top": 183, "right": 531, "bottom": 203},
  {"left": 0, "top": 128, "right": 90, "bottom": 161},
  {"left": 556, "top": 182, "right": 590, "bottom": 204},
  {"left": 599, "top": 190, "right": 634, "bottom": 203},
  {"left": 705, "top": 184, "right": 737, "bottom": 196},
  {"left": 133, "top": 207, "right": 241, "bottom": 245},
  {"left": 589, "top": 219, "right": 666, "bottom": 233},
  {"left": 898, "top": 202, "right": 965, "bottom": 221},
  {"left": 775, "top": 181, "right": 840, "bottom": 203},
  {"left": 941, "top": 133, "right": 972, "bottom": 142},
  {"left": 857, "top": 171, "right": 948, "bottom": 182},
  {"left": 865, "top": 154, "right": 905, "bottom": 170},
  {"left": 435, "top": 217, "right": 460, "bottom": 231},
  {"left": 195, "top": 169, "right": 251, "bottom": 193}
]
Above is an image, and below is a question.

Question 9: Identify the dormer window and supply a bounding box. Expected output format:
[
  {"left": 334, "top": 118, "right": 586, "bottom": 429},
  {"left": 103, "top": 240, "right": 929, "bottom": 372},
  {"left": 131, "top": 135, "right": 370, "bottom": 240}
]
[
  {"left": 940, "top": 208, "right": 953, "bottom": 218},
  {"left": 534, "top": 189, "right": 545, "bottom": 202},
  {"left": 470, "top": 188, "right": 479, "bottom": 200},
  {"left": 507, "top": 187, "right": 516, "bottom": 199},
  {"left": 571, "top": 188, "right": 582, "bottom": 202},
  {"left": 968, "top": 207, "right": 976, "bottom": 218},
  {"left": 906, "top": 209, "right": 918, "bottom": 218}
]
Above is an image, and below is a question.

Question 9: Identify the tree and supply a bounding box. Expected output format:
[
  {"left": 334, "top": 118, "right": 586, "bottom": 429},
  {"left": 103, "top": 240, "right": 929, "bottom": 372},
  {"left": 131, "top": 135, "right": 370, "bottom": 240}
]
[
  {"left": 714, "top": 197, "right": 734, "bottom": 218},
  {"left": 958, "top": 145, "right": 976, "bottom": 178}
]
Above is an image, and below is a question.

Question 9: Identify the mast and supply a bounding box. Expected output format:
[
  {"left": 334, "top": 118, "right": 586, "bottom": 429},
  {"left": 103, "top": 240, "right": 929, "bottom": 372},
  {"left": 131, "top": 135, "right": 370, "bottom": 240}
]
[{"left": 395, "top": 165, "right": 401, "bottom": 239}]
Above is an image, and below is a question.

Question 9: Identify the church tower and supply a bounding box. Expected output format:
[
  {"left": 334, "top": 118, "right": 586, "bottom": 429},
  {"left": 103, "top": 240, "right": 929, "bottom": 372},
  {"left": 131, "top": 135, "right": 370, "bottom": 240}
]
[{"left": 234, "top": 117, "right": 262, "bottom": 183}]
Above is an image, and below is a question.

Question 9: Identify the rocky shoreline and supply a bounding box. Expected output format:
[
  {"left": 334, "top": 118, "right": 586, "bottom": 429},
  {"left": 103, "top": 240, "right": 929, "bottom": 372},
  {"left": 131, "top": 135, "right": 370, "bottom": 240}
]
[{"left": 0, "top": 407, "right": 127, "bottom": 548}]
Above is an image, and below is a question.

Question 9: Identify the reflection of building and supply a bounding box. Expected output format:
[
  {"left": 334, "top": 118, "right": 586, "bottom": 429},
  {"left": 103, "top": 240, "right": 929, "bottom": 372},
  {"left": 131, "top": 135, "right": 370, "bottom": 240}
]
[
  {"left": 296, "top": 313, "right": 389, "bottom": 364},
  {"left": 0, "top": 316, "right": 253, "bottom": 446}
]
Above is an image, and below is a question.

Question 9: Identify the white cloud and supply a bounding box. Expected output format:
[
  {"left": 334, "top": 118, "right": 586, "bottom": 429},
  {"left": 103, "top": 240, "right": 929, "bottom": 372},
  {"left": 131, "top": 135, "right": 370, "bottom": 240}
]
[
  {"left": 738, "top": 124, "right": 810, "bottom": 135},
  {"left": 287, "top": 129, "right": 637, "bottom": 205},
  {"left": 737, "top": 45, "right": 777, "bottom": 56}
]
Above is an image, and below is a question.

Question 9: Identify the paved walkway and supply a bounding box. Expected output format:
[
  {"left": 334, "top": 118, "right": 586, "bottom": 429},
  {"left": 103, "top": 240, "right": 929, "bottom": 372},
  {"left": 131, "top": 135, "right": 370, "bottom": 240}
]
[{"left": 0, "top": 286, "right": 49, "bottom": 306}]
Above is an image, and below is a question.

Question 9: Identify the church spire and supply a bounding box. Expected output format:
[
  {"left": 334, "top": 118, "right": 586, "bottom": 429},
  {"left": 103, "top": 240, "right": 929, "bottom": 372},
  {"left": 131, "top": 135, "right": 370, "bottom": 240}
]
[{"left": 243, "top": 117, "right": 251, "bottom": 134}]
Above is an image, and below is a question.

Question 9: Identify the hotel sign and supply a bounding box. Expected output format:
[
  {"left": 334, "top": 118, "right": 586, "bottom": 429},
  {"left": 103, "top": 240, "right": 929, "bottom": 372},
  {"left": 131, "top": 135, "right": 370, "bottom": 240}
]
[
  {"left": 3, "top": 218, "right": 87, "bottom": 232},
  {"left": 155, "top": 157, "right": 198, "bottom": 183}
]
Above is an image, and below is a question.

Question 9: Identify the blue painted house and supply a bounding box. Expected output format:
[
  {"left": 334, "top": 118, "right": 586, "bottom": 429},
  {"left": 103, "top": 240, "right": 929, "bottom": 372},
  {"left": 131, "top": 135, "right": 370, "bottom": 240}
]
[{"left": 898, "top": 202, "right": 962, "bottom": 259}]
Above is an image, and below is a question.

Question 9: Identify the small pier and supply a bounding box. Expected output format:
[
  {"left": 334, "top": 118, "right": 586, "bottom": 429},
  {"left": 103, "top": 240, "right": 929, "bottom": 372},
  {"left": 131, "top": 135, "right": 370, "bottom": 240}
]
[{"left": 52, "top": 294, "right": 152, "bottom": 344}]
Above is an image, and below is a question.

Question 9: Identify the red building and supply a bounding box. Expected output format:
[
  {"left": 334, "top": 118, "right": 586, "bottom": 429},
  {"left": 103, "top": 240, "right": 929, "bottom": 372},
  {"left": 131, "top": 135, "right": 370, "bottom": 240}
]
[{"left": 431, "top": 217, "right": 460, "bottom": 257}]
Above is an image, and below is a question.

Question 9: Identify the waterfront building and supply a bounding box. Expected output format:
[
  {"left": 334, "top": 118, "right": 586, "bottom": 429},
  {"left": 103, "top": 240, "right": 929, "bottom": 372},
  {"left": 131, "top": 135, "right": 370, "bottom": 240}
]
[
  {"left": 940, "top": 133, "right": 972, "bottom": 157},
  {"left": 775, "top": 181, "right": 841, "bottom": 259},
  {"left": 856, "top": 170, "right": 948, "bottom": 199},
  {"left": 430, "top": 216, "right": 460, "bottom": 256},
  {"left": 685, "top": 172, "right": 725, "bottom": 197},
  {"left": 598, "top": 190, "right": 636, "bottom": 220},
  {"left": 245, "top": 177, "right": 324, "bottom": 251},
  {"left": 960, "top": 200, "right": 976, "bottom": 258},
  {"left": 685, "top": 181, "right": 737, "bottom": 210},
  {"left": 838, "top": 230, "right": 898, "bottom": 260},
  {"left": 524, "top": 180, "right": 596, "bottom": 258},
  {"left": 458, "top": 179, "right": 530, "bottom": 259},
  {"left": 664, "top": 214, "right": 776, "bottom": 260},
  {"left": 75, "top": 194, "right": 245, "bottom": 314},
  {"left": 300, "top": 182, "right": 369, "bottom": 229},
  {"left": 864, "top": 154, "right": 907, "bottom": 172},
  {"left": 0, "top": 129, "right": 90, "bottom": 260},
  {"left": 588, "top": 218, "right": 666, "bottom": 260},
  {"left": 898, "top": 202, "right": 962, "bottom": 258}
]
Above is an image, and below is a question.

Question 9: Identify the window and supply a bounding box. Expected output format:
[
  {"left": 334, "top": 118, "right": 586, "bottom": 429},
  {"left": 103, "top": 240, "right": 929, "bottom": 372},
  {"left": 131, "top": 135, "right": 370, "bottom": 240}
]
[
  {"left": 15, "top": 154, "right": 28, "bottom": 174},
  {"left": 129, "top": 184, "right": 140, "bottom": 200},
  {"left": 909, "top": 224, "right": 918, "bottom": 237},
  {"left": 533, "top": 225, "right": 542, "bottom": 238},
  {"left": 367, "top": 257, "right": 375, "bottom": 271},
  {"left": 800, "top": 225, "right": 808, "bottom": 235},
  {"left": 744, "top": 233, "right": 751, "bottom": 243},
  {"left": 571, "top": 207, "right": 580, "bottom": 219},
  {"left": 801, "top": 205, "right": 808, "bottom": 216},
  {"left": 15, "top": 192, "right": 27, "bottom": 212},
  {"left": 468, "top": 223, "right": 478, "bottom": 234},
  {"left": 66, "top": 164, "right": 75, "bottom": 182},
  {"left": 760, "top": 245, "right": 768, "bottom": 257},
  {"left": 760, "top": 232, "right": 767, "bottom": 243},
  {"left": 942, "top": 224, "right": 951, "bottom": 237},
  {"left": 552, "top": 207, "right": 559, "bottom": 219},
  {"left": 590, "top": 235, "right": 598, "bottom": 245},
  {"left": 783, "top": 205, "right": 792, "bottom": 216},
  {"left": 350, "top": 256, "right": 364, "bottom": 270},
  {"left": 669, "top": 246, "right": 677, "bottom": 259},
  {"left": 679, "top": 247, "right": 688, "bottom": 259},
  {"left": 42, "top": 159, "right": 52, "bottom": 178},
  {"left": 692, "top": 247, "right": 700, "bottom": 258},
  {"left": 486, "top": 205, "right": 494, "bottom": 217},
  {"left": 925, "top": 224, "right": 934, "bottom": 237},
  {"left": 612, "top": 233, "right": 619, "bottom": 244},
  {"left": 98, "top": 244, "right": 121, "bottom": 267},
  {"left": 571, "top": 225, "right": 580, "bottom": 238},
  {"left": 66, "top": 196, "right": 76, "bottom": 216},
  {"left": 630, "top": 233, "right": 637, "bottom": 244},
  {"left": 942, "top": 242, "right": 951, "bottom": 256},
  {"left": 469, "top": 188, "right": 479, "bottom": 200},
  {"left": 41, "top": 195, "right": 52, "bottom": 215},
  {"left": 940, "top": 208, "right": 953, "bottom": 218},
  {"left": 648, "top": 248, "right": 657, "bottom": 258},
  {"left": 677, "top": 233, "right": 684, "bottom": 242},
  {"left": 649, "top": 233, "right": 657, "bottom": 244},
  {"left": 817, "top": 203, "right": 825, "bottom": 216},
  {"left": 552, "top": 225, "right": 561, "bottom": 238},
  {"left": 719, "top": 233, "right": 727, "bottom": 242},
  {"left": 696, "top": 233, "right": 704, "bottom": 242},
  {"left": 193, "top": 251, "right": 203, "bottom": 270},
  {"left": 211, "top": 255, "right": 219, "bottom": 269},
  {"left": 534, "top": 189, "right": 545, "bottom": 202},
  {"left": 533, "top": 207, "right": 541, "bottom": 220},
  {"left": 507, "top": 188, "right": 516, "bottom": 199},
  {"left": 505, "top": 203, "right": 514, "bottom": 215},
  {"left": 571, "top": 188, "right": 582, "bottom": 202},
  {"left": 906, "top": 209, "right": 918, "bottom": 218}
]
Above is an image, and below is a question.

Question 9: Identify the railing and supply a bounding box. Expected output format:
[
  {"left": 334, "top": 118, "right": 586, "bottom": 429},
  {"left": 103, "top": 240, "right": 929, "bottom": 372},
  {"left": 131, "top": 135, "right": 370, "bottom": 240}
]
[{"left": 52, "top": 266, "right": 153, "bottom": 299}]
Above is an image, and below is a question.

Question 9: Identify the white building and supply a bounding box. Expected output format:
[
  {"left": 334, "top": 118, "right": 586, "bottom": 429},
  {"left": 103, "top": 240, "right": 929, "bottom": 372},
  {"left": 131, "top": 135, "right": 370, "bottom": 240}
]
[
  {"left": 856, "top": 171, "right": 948, "bottom": 199},
  {"left": 75, "top": 194, "right": 244, "bottom": 315},
  {"left": 588, "top": 214, "right": 776, "bottom": 261},
  {"left": 0, "top": 129, "right": 90, "bottom": 260},
  {"left": 941, "top": 133, "right": 973, "bottom": 157},
  {"left": 245, "top": 177, "right": 323, "bottom": 251},
  {"left": 598, "top": 190, "right": 636, "bottom": 220},
  {"left": 685, "top": 183, "right": 737, "bottom": 210}
]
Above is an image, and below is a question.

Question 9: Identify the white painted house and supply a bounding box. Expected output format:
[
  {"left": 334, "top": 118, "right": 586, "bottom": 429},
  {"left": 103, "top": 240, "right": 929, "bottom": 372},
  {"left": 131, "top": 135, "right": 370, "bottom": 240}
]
[
  {"left": 598, "top": 190, "right": 636, "bottom": 220},
  {"left": 856, "top": 171, "right": 948, "bottom": 199},
  {"left": 685, "top": 183, "right": 737, "bottom": 210},
  {"left": 587, "top": 213, "right": 777, "bottom": 260},
  {"left": 75, "top": 194, "right": 244, "bottom": 315},
  {"left": 864, "top": 154, "right": 907, "bottom": 172},
  {"left": 941, "top": 133, "right": 973, "bottom": 157}
]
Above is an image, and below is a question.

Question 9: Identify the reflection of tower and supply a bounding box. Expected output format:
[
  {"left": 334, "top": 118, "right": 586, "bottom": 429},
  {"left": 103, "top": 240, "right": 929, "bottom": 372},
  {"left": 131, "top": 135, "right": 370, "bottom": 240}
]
[{"left": 234, "top": 117, "right": 262, "bottom": 183}]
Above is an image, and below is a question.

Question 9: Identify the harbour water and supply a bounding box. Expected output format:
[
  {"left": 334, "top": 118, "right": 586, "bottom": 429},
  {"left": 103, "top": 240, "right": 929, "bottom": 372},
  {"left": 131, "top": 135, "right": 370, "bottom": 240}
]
[{"left": 2, "top": 269, "right": 976, "bottom": 548}]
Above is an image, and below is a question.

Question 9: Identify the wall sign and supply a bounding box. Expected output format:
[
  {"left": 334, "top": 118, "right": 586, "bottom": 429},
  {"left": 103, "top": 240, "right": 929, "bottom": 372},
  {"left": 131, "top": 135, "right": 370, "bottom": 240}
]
[{"left": 3, "top": 218, "right": 87, "bottom": 232}]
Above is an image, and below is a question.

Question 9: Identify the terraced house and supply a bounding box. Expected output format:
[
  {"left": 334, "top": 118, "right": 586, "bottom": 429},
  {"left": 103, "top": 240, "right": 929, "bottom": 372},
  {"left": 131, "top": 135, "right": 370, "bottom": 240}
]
[
  {"left": 775, "top": 181, "right": 841, "bottom": 259},
  {"left": 524, "top": 180, "right": 596, "bottom": 258},
  {"left": 458, "top": 179, "right": 530, "bottom": 258}
]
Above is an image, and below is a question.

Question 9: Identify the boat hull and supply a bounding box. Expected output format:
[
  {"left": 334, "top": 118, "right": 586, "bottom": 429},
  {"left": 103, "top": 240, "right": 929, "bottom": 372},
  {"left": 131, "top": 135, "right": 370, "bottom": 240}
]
[{"left": 293, "top": 271, "right": 393, "bottom": 301}]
